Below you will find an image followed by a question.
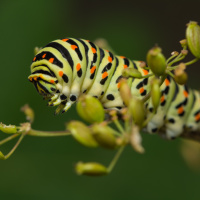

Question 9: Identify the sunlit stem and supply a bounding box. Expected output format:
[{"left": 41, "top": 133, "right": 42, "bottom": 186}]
[
  {"left": 0, "top": 134, "right": 20, "bottom": 146},
  {"left": 27, "top": 129, "right": 71, "bottom": 137},
  {"left": 107, "top": 146, "right": 125, "bottom": 173},
  {"left": 3, "top": 133, "right": 25, "bottom": 160}
]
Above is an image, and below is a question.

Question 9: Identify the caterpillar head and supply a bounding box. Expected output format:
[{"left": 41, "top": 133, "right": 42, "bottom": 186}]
[{"left": 28, "top": 74, "right": 57, "bottom": 99}]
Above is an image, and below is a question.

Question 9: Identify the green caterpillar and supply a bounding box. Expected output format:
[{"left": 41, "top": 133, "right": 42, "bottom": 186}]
[{"left": 28, "top": 38, "right": 200, "bottom": 139}]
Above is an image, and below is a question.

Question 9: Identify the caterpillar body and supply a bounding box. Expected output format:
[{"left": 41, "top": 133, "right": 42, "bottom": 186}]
[{"left": 28, "top": 38, "right": 200, "bottom": 139}]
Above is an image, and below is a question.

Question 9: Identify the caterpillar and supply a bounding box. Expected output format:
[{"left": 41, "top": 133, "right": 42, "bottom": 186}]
[{"left": 28, "top": 38, "right": 200, "bottom": 139}]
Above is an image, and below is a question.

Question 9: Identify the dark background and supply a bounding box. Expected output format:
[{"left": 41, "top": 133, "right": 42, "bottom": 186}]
[{"left": 1, "top": 0, "right": 200, "bottom": 199}]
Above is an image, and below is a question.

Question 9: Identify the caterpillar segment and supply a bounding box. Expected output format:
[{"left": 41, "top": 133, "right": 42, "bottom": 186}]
[{"left": 29, "top": 38, "right": 200, "bottom": 139}]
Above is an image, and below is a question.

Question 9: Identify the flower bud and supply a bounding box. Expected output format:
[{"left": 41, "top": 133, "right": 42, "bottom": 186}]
[
  {"left": 21, "top": 104, "right": 34, "bottom": 123},
  {"left": 75, "top": 162, "right": 108, "bottom": 176},
  {"left": 119, "top": 79, "right": 132, "bottom": 106},
  {"left": 91, "top": 124, "right": 117, "bottom": 149},
  {"left": 66, "top": 121, "right": 98, "bottom": 148},
  {"left": 128, "top": 97, "right": 145, "bottom": 127},
  {"left": 76, "top": 95, "right": 105, "bottom": 123},
  {"left": 174, "top": 72, "right": 188, "bottom": 85},
  {"left": 122, "top": 68, "right": 142, "bottom": 78},
  {"left": 186, "top": 21, "right": 200, "bottom": 58},
  {"left": 0, "top": 123, "right": 17, "bottom": 134},
  {"left": 151, "top": 78, "right": 161, "bottom": 110},
  {"left": 146, "top": 46, "right": 166, "bottom": 76}
]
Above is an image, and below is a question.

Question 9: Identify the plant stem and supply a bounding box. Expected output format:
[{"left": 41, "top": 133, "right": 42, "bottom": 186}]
[
  {"left": 184, "top": 57, "right": 199, "bottom": 66},
  {"left": 4, "top": 133, "right": 25, "bottom": 159},
  {"left": 107, "top": 146, "right": 125, "bottom": 173},
  {"left": 27, "top": 129, "right": 71, "bottom": 137},
  {"left": 0, "top": 134, "right": 20, "bottom": 146},
  {"left": 113, "top": 119, "right": 125, "bottom": 133}
]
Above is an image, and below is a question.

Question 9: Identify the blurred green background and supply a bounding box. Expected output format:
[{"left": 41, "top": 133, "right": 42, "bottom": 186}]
[{"left": 1, "top": 0, "right": 200, "bottom": 199}]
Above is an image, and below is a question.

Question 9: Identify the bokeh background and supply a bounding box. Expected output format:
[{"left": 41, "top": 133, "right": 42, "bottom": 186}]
[{"left": 1, "top": 0, "right": 200, "bottom": 199}]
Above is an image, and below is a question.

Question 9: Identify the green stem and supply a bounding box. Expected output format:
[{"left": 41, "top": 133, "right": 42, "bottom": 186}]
[
  {"left": 27, "top": 129, "right": 71, "bottom": 137},
  {"left": 107, "top": 146, "right": 125, "bottom": 173},
  {"left": 185, "top": 57, "right": 199, "bottom": 66},
  {"left": 141, "top": 73, "right": 154, "bottom": 79},
  {"left": 166, "top": 53, "right": 179, "bottom": 64},
  {"left": 4, "top": 133, "right": 25, "bottom": 159},
  {"left": 168, "top": 54, "right": 185, "bottom": 66},
  {"left": 113, "top": 119, "right": 125, "bottom": 134},
  {"left": 0, "top": 134, "right": 20, "bottom": 146},
  {"left": 166, "top": 70, "right": 175, "bottom": 78}
]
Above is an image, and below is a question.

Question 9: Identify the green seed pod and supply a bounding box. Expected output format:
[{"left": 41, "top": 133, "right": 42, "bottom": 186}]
[
  {"left": 146, "top": 46, "right": 166, "bottom": 76},
  {"left": 174, "top": 72, "right": 188, "bottom": 85},
  {"left": 91, "top": 124, "right": 117, "bottom": 149},
  {"left": 66, "top": 121, "right": 98, "bottom": 148},
  {"left": 0, "top": 123, "right": 17, "bottom": 134},
  {"left": 151, "top": 78, "right": 161, "bottom": 110},
  {"left": 75, "top": 162, "right": 108, "bottom": 176},
  {"left": 76, "top": 95, "right": 105, "bottom": 123},
  {"left": 122, "top": 68, "right": 142, "bottom": 78},
  {"left": 119, "top": 79, "right": 132, "bottom": 106},
  {"left": 186, "top": 21, "right": 200, "bottom": 58},
  {"left": 128, "top": 97, "right": 145, "bottom": 127}
]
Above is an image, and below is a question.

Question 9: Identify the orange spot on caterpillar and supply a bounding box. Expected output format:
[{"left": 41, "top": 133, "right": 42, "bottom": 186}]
[
  {"left": 71, "top": 45, "right": 78, "bottom": 50},
  {"left": 39, "top": 74, "right": 44, "bottom": 79},
  {"left": 86, "top": 40, "right": 90, "bottom": 42},
  {"left": 29, "top": 77, "right": 33, "bottom": 81},
  {"left": 108, "top": 56, "right": 112, "bottom": 62},
  {"left": 34, "top": 76, "right": 37, "bottom": 81},
  {"left": 76, "top": 63, "right": 81, "bottom": 71},
  {"left": 139, "top": 87, "right": 144, "bottom": 94},
  {"left": 160, "top": 95, "right": 165, "bottom": 103},
  {"left": 33, "top": 57, "right": 36, "bottom": 61},
  {"left": 62, "top": 38, "right": 69, "bottom": 42},
  {"left": 142, "top": 69, "right": 149, "bottom": 75},
  {"left": 123, "top": 65, "right": 128, "bottom": 69},
  {"left": 195, "top": 113, "right": 200, "bottom": 121},
  {"left": 106, "top": 50, "right": 109, "bottom": 52},
  {"left": 120, "top": 56, "right": 125, "bottom": 58},
  {"left": 59, "top": 71, "right": 63, "bottom": 77},
  {"left": 178, "top": 106, "right": 184, "bottom": 114},
  {"left": 117, "top": 82, "right": 121, "bottom": 89},
  {"left": 183, "top": 90, "right": 188, "bottom": 98},
  {"left": 49, "top": 58, "right": 54, "bottom": 63},
  {"left": 50, "top": 80, "right": 55, "bottom": 84},
  {"left": 90, "top": 66, "right": 96, "bottom": 74},
  {"left": 165, "top": 78, "right": 170, "bottom": 86},
  {"left": 91, "top": 48, "right": 96, "bottom": 53},
  {"left": 102, "top": 72, "right": 108, "bottom": 79},
  {"left": 42, "top": 54, "right": 46, "bottom": 58}
]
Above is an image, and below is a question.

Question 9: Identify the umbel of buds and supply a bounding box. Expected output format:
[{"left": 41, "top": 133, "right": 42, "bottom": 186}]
[
  {"left": 146, "top": 46, "right": 166, "bottom": 76},
  {"left": 186, "top": 21, "right": 200, "bottom": 58},
  {"left": 76, "top": 95, "right": 105, "bottom": 123},
  {"left": 66, "top": 121, "right": 98, "bottom": 148}
]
